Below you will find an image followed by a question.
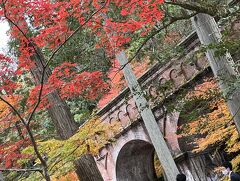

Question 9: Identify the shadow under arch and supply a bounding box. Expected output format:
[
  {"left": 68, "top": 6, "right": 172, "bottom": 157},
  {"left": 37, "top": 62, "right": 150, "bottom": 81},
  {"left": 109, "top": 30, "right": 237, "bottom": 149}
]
[{"left": 116, "top": 140, "right": 158, "bottom": 181}]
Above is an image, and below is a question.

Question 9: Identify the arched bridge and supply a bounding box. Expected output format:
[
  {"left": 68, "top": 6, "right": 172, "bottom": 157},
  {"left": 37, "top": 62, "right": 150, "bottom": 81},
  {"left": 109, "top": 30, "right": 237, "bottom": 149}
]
[{"left": 82, "top": 32, "right": 224, "bottom": 181}]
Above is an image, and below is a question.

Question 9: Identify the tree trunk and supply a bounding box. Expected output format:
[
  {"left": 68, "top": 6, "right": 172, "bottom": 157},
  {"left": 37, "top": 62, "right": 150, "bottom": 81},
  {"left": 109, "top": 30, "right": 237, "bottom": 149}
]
[
  {"left": 30, "top": 52, "right": 79, "bottom": 139},
  {"left": 74, "top": 154, "right": 104, "bottom": 181},
  {"left": 116, "top": 51, "right": 179, "bottom": 181},
  {"left": 192, "top": 13, "right": 240, "bottom": 133},
  {"left": 30, "top": 51, "right": 102, "bottom": 180}
]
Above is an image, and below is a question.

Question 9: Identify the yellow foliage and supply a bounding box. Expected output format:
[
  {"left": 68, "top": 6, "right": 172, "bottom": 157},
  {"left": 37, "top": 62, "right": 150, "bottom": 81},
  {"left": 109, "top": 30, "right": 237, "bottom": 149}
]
[
  {"left": 20, "top": 117, "right": 121, "bottom": 180},
  {"left": 154, "top": 153, "right": 164, "bottom": 178},
  {"left": 179, "top": 78, "right": 240, "bottom": 171},
  {"left": 52, "top": 172, "right": 78, "bottom": 181},
  {"left": 0, "top": 95, "right": 22, "bottom": 131},
  {"left": 186, "top": 78, "right": 219, "bottom": 99},
  {"left": 180, "top": 79, "right": 233, "bottom": 151}
]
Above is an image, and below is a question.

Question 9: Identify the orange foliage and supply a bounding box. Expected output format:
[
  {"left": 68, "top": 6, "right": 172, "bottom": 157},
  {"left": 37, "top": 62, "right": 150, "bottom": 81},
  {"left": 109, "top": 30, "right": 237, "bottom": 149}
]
[
  {"left": 52, "top": 172, "right": 78, "bottom": 181},
  {"left": 98, "top": 59, "right": 151, "bottom": 108},
  {"left": 0, "top": 95, "right": 22, "bottom": 131},
  {"left": 98, "top": 60, "right": 124, "bottom": 108},
  {"left": 179, "top": 78, "right": 237, "bottom": 152},
  {"left": 186, "top": 78, "right": 219, "bottom": 99},
  {"left": 163, "top": 31, "right": 181, "bottom": 44}
]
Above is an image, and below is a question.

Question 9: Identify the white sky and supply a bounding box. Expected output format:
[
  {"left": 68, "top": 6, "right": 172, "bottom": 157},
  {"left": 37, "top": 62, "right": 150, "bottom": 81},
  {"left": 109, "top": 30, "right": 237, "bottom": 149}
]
[
  {"left": 0, "top": 21, "right": 17, "bottom": 70},
  {"left": 0, "top": 21, "right": 10, "bottom": 54}
]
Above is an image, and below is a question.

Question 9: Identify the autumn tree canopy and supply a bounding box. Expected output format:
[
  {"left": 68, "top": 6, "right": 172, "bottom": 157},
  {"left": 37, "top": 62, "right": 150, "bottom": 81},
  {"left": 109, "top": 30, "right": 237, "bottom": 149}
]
[
  {"left": 0, "top": 0, "right": 167, "bottom": 180},
  {"left": 0, "top": 0, "right": 239, "bottom": 180}
]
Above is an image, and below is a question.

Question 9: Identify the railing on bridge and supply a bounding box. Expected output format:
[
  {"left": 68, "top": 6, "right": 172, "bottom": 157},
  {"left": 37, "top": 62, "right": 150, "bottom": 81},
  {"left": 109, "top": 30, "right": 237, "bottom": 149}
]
[{"left": 96, "top": 31, "right": 209, "bottom": 135}]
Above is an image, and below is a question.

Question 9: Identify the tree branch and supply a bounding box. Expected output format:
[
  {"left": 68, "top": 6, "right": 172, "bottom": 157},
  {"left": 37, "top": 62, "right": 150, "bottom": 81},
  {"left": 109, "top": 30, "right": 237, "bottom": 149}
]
[
  {"left": 164, "top": 0, "right": 216, "bottom": 16},
  {"left": 45, "top": 0, "right": 109, "bottom": 67},
  {"left": 119, "top": 12, "right": 198, "bottom": 70},
  {"left": 0, "top": 168, "right": 42, "bottom": 172},
  {"left": 27, "top": 0, "right": 109, "bottom": 125},
  {"left": 0, "top": 1, "right": 110, "bottom": 180},
  {"left": 26, "top": 66, "right": 46, "bottom": 125},
  {"left": 1, "top": 0, "right": 45, "bottom": 68},
  {"left": 0, "top": 96, "right": 26, "bottom": 125}
]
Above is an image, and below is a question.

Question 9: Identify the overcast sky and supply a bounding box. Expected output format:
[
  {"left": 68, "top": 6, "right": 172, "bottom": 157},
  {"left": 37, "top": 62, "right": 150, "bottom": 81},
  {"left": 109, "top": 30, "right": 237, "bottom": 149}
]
[{"left": 0, "top": 21, "right": 10, "bottom": 54}]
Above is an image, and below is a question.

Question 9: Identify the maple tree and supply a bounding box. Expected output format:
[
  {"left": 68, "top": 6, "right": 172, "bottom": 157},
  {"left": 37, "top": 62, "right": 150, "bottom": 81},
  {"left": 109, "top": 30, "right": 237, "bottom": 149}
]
[
  {"left": 0, "top": 0, "right": 239, "bottom": 180},
  {"left": 18, "top": 117, "right": 120, "bottom": 180},
  {"left": 0, "top": 0, "right": 167, "bottom": 180},
  {"left": 0, "top": 96, "right": 30, "bottom": 170},
  {"left": 0, "top": 0, "right": 167, "bottom": 167},
  {"left": 0, "top": 0, "right": 111, "bottom": 180},
  {"left": 178, "top": 78, "right": 240, "bottom": 175}
]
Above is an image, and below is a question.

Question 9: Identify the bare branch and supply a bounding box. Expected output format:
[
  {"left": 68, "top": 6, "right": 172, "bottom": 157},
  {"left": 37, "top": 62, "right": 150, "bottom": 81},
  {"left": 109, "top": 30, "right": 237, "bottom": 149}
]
[
  {"left": 164, "top": 0, "right": 216, "bottom": 16},
  {"left": 26, "top": 67, "right": 46, "bottom": 125},
  {"left": 0, "top": 168, "right": 42, "bottom": 172}
]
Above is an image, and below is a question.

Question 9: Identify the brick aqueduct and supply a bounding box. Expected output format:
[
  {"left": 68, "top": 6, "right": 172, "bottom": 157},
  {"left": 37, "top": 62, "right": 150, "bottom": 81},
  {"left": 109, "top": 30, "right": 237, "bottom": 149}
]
[{"left": 79, "top": 32, "right": 225, "bottom": 181}]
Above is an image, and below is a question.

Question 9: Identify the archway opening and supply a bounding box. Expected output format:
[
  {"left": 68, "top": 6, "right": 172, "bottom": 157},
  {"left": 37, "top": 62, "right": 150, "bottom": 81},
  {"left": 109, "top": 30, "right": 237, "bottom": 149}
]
[{"left": 116, "top": 140, "right": 158, "bottom": 181}]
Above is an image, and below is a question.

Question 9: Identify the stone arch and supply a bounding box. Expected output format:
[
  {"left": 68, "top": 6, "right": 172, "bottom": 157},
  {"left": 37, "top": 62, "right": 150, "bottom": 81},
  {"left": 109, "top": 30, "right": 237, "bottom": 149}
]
[
  {"left": 196, "top": 55, "right": 208, "bottom": 69},
  {"left": 169, "top": 68, "right": 185, "bottom": 88},
  {"left": 116, "top": 140, "right": 157, "bottom": 181},
  {"left": 159, "top": 77, "right": 167, "bottom": 85},
  {"left": 117, "top": 111, "right": 123, "bottom": 121},
  {"left": 180, "top": 62, "right": 197, "bottom": 80},
  {"left": 148, "top": 85, "right": 158, "bottom": 98},
  {"left": 117, "top": 110, "right": 129, "bottom": 127},
  {"left": 109, "top": 117, "right": 115, "bottom": 124},
  {"left": 158, "top": 77, "right": 168, "bottom": 98},
  {"left": 126, "top": 103, "right": 138, "bottom": 120},
  {"left": 102, "top": 116, "right": 110, "bottom": 124}
]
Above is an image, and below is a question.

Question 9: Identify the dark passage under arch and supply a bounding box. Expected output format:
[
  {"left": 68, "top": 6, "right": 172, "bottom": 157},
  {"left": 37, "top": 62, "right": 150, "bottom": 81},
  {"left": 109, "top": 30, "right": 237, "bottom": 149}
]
[{"left": 116, "top": 140, "right": 158, "bottom": 181}]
